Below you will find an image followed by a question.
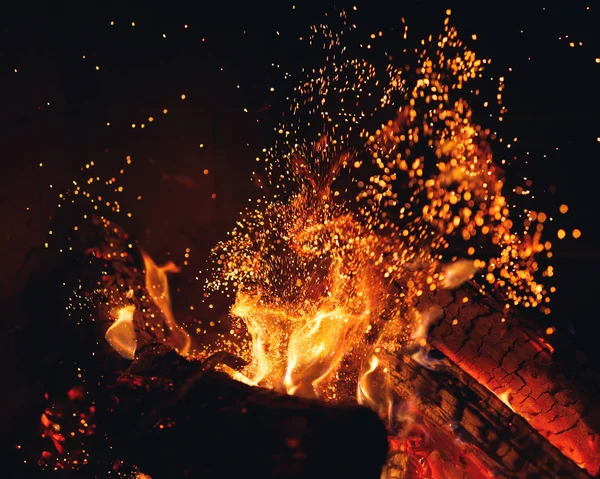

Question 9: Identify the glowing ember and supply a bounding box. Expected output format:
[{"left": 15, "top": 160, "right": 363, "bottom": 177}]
[{"left": 38, "top": 387, "right": 96, "bottom": 472}]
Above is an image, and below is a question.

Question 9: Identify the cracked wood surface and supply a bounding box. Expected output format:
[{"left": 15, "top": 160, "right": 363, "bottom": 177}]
[
  {"left": 388, "top": 350, "right": 591, "bottom": 478},
  {"left": 417, "top": 286, "right": 600, "bottom": 475}
]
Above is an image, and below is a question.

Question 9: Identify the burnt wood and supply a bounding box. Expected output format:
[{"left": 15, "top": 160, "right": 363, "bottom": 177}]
[
  {"left": 416, "top": 286, "right": 600, "bottom": 475},
  {"left": 99, "top": 344, "right": 389, "bottom": 479},
  {"left": 386, "top": 348, "right": 591, "bottom": 479}
]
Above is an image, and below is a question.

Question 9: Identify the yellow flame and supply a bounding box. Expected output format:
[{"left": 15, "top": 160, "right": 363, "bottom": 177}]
[
  {"left": 440, "top": 259, "right": 480, "bottom": 290},
  {"left": 105, "top": 305, "right": 137, "bottom": 359},
  {"left": 214, "top": 182, "right": 413, "bottom": 400},
  {"left": 284, "top": 306, "right": 363, "bottom": 397},
  {"left": 141, "top": 251, "right": 191, "bottom": 355},
  {"left": 230, "top": 294, "right": 285, "bottom": 387},
  {"left": 357, "top": 355, "right": 380, "bottom": 407},
  {"left": 231, "top": 258, "right": 378, "bottom": 398},
  {"left": 497, "top": 390, "right": 515, "bottom": 413}
]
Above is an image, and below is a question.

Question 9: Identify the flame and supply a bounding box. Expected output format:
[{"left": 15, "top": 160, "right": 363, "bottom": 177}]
[
  {"left": 229, "top": 245, "right": 385, "bottom": 398},
  {"left": 105, "top": 305, "right": 137, "bottom": 360},
  {"left": 208, "top": 12, "right": 555, "bottom": 423},
  {"left": 103, "top": 252, "right": 193, "bottom": 358},
  {"left": 212, "top": 171, "right": 414, "bottom": 400},
  {"left": 410, "top": 349, "right": 444, "bottom": 371},
  {"left": 410, "top": 307, "right": 444, "bottom": 345},
  {"left": 357, "top": 355, "right": 380, "bottom": 407},
  {"left": 141, "top": 251, "right": 192, "bottom": 355},
  {"left": 497, "top": 390, "right": 515, "bottom": 413},
  {"left": 439, "top": 259, "right": 480, "bottom": 290}
]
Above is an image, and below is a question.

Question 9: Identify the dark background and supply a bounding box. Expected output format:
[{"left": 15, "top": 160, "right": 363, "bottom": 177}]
[{"left": 1, "top": 0, "right": 599, "bottom": 470}]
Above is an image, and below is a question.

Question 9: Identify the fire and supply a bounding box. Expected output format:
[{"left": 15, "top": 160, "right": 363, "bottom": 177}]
[
  {"left": 218, "top": 188, "right": 409, "bottom": 399},
  {"left": 497, "top": 390, "right": 515, "bottom": 413},
  {"left": 208, "top": 11, "right": 554, "bottom": 415},
  {"left": 102, "top": 251, "right": 192, "bottom": 360},
  {"left": 357, "top": 355, "right": 380, "bottom": 407},
  {"left": 204, "top": 9, "right": 562, "bottom": 476},
  {"left": 39, "top": 7, "right": 590, "bottom": 479},
  {"left": 439, "top": 259, "right": 480, "bottom": 290},
  {"left": 141, "top": 251, "right": 192, "bottom": 356},
  {"left": 89, "top": 11, "right": 555, "bottom": 425},
  {"left": 105, "top": 304, "right": 137, "bottom": 359}
]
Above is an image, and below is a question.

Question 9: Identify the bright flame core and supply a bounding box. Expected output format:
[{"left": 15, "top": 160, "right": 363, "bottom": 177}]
[
  {"left": 222, "top": 190, "right": 411, "bottom": 399},
  {"left": 104, "top": 252, "right": 192, "bottom": 359}
]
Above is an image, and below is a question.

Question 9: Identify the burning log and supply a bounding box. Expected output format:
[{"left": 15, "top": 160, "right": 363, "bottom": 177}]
[
  {"left": 417, "top": 286, "right": 600, "bottom": 476},
  {"left": 22, "top": 217, "right": 597, "bottom": 478},
  {"left": 100, "top": 344, "right": 389, "bottom": 479},
  {"left": 386, "top": 348, "right": 591, "bottom": 478}
]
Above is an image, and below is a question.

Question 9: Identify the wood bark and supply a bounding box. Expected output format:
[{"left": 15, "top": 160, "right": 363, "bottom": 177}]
[
  {"left": 386, "top": 348, "right": 591, "bottom": 478},
  {"left": 415, "top": 286, "right": 600, "bottom": 476}
]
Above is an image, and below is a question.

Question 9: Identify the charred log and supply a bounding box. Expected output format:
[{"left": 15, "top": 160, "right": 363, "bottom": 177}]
[
  {"left": 386, "top": 348, "right": 591, "bottom": 478},
  {"left": 417, "top": 286, "right": 600, "bottom": 475},
  {"left": 99, "top": 344, "right": 389, "bottom": 479}
]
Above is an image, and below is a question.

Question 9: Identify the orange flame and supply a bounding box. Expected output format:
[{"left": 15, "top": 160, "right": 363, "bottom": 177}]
[
  {"left": 440, "top": 259, "right": 480, "bottom": 290},
  {"left": 357, "top": 354, "right": 380, "bottom": 408},
  {"left": 105, "top": 305, "right": 137, "bottom": 359},
  {"left": 103, "top": 252, "right": 192, "bottom": 358},
  {"left": 141, "top": 251, "right": 191, "bottom": 355},
  {"left": 230, "top": 252, "right": 380, "bottom": 398},
  {"left": 209, "top": 14, "right": 554, "bottom": 414},
  {"left": 497, "top": 390, "right": 515, "bottom": 413}
]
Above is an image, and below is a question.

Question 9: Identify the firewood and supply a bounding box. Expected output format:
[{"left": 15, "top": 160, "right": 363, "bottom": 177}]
[
  {"left": 99, "top": 344, "right": 389, "bottom": 479},
  {"left": 385, "top": 347, "right": 591, "bottom": 478},
  {"left": 416, "top": 286, "right": 600, "bottom": 475},
  {"left": 21, "top": 217, "right": 597, "bottom": 477}
]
